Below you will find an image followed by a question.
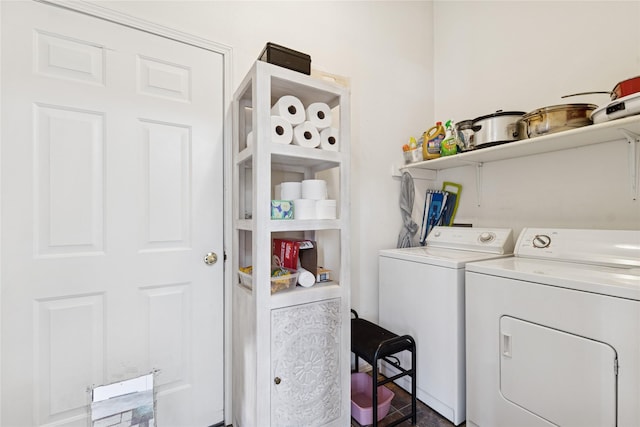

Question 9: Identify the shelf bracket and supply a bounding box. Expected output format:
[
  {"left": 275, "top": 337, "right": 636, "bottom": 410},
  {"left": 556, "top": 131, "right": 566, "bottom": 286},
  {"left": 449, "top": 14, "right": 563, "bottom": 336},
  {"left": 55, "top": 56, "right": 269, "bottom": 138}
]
[
  {"left": 618, "top": 129, "right": 640, "bottom": 200},
  {"left": 475, "top": 162, "right": 483, "bottom": 207},
  {"left": 445, "top": 159, "right": 484, "bottom": 206},
  {"left": 392, "top": 164, "right": 437, "bottom": 181}
]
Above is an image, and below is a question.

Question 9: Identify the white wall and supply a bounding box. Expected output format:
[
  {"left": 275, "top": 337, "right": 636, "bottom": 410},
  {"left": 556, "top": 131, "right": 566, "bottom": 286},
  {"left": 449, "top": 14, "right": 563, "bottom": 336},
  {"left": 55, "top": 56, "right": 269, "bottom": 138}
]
[
  {"left": 91, "top": 1, "right": 640, "bottom": 324},
  {"left": 431, "top": 1, "right": 640, "bottom": 242},
  {"left": 92, "top": 0, "right": 434, "bottom": 319}
]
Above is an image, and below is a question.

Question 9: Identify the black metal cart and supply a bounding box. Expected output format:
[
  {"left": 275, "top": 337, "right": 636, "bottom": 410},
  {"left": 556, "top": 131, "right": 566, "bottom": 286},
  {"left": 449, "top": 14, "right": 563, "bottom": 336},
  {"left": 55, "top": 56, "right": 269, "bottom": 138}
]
[{"left": 351, "top": 310, "right": 417, "bottom": 426}]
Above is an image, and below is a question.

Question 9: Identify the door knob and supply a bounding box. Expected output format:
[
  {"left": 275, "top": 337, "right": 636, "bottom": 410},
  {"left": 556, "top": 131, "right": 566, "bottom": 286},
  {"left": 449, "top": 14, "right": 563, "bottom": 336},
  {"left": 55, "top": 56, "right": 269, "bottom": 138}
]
[
  {"left": 274, "top": 377, "right": 281, "bottom": 385},
  {"left": 204, "top": 252, "right": 218, "bottom": 265}
]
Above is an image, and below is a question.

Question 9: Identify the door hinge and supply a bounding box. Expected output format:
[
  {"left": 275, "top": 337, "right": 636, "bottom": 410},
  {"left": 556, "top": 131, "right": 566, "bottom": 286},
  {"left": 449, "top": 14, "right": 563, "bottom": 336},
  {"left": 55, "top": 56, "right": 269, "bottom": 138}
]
[{"left": 614, "top": 358, "right": 619, "bottom": 376}]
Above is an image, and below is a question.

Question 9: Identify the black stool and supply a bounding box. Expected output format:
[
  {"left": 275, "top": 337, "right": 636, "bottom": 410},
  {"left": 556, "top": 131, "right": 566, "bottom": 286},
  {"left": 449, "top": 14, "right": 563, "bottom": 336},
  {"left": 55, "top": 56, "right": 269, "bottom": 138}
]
[{"left": 351, "top": 309, "right": 416, "bottom": 426}]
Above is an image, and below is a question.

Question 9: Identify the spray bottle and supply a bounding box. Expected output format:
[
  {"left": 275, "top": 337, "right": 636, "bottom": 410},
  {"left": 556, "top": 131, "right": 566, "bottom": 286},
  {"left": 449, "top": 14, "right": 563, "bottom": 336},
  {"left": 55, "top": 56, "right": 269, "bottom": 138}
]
[{"left": 440, "top": 120, "right": 458, "bottom": 156}]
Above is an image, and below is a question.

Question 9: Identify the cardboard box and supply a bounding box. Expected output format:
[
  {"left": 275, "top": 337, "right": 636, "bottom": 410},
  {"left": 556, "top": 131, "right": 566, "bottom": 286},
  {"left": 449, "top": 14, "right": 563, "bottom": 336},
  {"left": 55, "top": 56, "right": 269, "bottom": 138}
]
[
  {"left": 271, "top": 200, "right": 294, "bottom": 220},
  {"left": 272, "top": 239, "right": 300, "bottom": 270},
  {"left": 272, "top": 239, "right": 318, "bottom": 275},
  {"left": 299, "top": 240, "right": 317, "bottom": 277},
  {"left": 316, "top": 267, "right": 331, "bottom": 282}
]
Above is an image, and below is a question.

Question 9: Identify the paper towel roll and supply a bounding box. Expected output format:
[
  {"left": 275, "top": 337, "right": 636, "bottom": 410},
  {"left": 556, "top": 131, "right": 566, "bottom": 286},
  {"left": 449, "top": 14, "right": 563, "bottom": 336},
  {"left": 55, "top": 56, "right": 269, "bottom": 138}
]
[
  {"left": 271, "top": 95, "right": 305, "bottom": 125},
  {"left": 292, "top": 121, "right": 321, "bottom": 148},
  {"left": 246, "top": 131, "right": 254, "bottom": 149},
  {"left": 301, "top": 179, "right": 327, "bottom": 200},
  {"left": 316, "top": 199, "right": 337, "bottom": 219},
  {"left": 293, "top": 199, "right": 316, "bottom": 220},
  {"left": 319, "top": 127, "right": 339, "bottom": 151},
  {"left": 297, "top": 265, "right": 316, "bottom": 287},
  {"left": 305, "top": 102, "right": 332, "bottom": 129},
  {"left": 280, "top": 182, "right": 302, "bottom": 200},
  {"left": 271, "top": 116, "right": 293, "bottom": 144}
]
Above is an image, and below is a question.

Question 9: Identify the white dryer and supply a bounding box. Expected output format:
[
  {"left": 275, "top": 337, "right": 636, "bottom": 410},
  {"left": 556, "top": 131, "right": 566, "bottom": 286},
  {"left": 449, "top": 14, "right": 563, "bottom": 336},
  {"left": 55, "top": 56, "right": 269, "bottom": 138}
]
[
  {"left": 378, "top": 226, "right": 514, "bottom": 426},
  {"left": 465, "top": 228, "right": 640, "bottom": 427}
]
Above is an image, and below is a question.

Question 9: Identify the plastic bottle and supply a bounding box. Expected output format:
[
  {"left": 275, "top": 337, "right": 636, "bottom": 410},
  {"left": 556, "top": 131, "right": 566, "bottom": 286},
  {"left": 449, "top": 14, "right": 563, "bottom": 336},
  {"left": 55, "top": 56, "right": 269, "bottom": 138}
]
[
  {"left": 423, "top": 121, "right": 445, "bottom": 160},
  {"left": 440, "top": 120, "right": 458, "bottom": 156}
]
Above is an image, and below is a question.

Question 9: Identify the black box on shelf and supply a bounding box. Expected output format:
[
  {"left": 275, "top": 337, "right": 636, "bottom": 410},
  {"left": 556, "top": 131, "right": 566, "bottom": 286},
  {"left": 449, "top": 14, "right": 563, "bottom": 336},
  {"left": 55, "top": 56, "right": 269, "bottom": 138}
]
[{"left": 259, "top": 42, "right": 311, "bottom": 75}]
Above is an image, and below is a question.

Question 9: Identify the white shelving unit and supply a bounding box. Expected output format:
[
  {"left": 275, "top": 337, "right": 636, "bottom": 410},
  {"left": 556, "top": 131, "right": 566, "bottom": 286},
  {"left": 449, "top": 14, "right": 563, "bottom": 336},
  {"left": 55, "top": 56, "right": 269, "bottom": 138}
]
[
  {"left": 399, "top": 114, "right": 640, "bottom": 201},
  {"left": 231, "top": 61, "right": 350, "bottom": 427}
]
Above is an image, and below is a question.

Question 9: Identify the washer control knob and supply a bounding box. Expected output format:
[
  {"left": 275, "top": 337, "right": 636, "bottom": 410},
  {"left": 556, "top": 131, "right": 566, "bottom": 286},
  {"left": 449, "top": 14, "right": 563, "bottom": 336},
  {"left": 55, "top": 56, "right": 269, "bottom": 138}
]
[
  {"left": 533, "top": 234, "right": 551, "bottom": 248},
  {"left": 479, "top": 232, "right": 495, "bottom": 243}
]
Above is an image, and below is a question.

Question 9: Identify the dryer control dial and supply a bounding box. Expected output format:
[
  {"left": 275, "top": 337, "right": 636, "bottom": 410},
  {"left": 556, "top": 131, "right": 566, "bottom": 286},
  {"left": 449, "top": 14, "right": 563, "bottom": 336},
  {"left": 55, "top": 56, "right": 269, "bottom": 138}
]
[
  {"left": 478, "top": 232, "right": 495, "bottom": 243},
  {"left": 532, "top": 234, "right": 551, "bottom": 248}
]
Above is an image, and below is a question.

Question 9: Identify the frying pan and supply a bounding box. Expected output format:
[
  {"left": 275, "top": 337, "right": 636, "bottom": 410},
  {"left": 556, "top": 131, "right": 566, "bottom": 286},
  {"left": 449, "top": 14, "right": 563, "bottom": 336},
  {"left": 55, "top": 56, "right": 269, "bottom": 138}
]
[{"left": 562, "top": 75, "right": 640, "bottom": 101}]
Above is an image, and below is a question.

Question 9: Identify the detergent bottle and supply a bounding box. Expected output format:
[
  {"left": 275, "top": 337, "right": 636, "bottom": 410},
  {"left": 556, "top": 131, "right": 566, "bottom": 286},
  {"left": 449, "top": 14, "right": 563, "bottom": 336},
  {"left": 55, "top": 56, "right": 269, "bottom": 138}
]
[
  {"left": 423, "top": 121, "right": 445, "bottom": 160},
  {"left": 440, "top": 120, "right": 458, "bottom": 156}
]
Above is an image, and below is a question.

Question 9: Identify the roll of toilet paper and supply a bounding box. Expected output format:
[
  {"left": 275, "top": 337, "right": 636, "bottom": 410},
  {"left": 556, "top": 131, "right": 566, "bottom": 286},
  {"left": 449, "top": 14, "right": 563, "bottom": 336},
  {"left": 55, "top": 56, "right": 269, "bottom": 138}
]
[
  {"left": 293, "top": 199, "right": 316, "bottom": 220},
  {"left": 292, "top": 121, "right": 321, "bottom": 148},
  {"left": 270, "top": 116, "right": 293, "bottom": 144},
  {"left": 246, "top": 131, "right": 254, "bottom": 148},
  {"left": 297, "top": 265, "right": 316, "bottom": 288},
  {"left": 301, "top": 179, "right": 328, "bottom": 200},
  {"left": 319, "top": 127, "right": 339, "bottom": 151},
  {"left": 305, "top": 102, "right": 332, "bottom": 129},
  {"left": 280, "top": 182, "right": 302, "bottom": 200},
  {"left": 271, "top": 95, "right": 305, "bottom": 125},
  {"left": 316, "top": 199, "right": 337, "bottom": 219}
]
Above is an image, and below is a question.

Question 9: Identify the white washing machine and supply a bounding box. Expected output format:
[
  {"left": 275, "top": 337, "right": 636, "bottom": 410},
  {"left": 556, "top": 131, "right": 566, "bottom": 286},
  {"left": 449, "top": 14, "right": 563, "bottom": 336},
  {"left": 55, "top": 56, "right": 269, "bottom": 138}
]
[
  {"left": 465, "top": 228, "right": 640, "bottom": 427},
  {"left": 378, "top": 226, "right": 515, "bottom": 426}
]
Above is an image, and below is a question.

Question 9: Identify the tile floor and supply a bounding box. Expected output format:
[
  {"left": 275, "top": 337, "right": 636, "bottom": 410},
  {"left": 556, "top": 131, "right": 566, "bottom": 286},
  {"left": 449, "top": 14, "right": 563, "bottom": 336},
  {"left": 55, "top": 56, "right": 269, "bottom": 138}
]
[{"left": 350, "top": 374, "right": 465, "bottom": 427}]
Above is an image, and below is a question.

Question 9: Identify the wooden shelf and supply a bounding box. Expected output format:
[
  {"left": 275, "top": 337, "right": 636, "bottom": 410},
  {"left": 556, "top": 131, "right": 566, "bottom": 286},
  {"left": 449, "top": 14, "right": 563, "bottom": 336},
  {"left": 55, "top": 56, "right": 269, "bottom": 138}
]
[
  {"left": 269, "top": 219, "right": 342, "bottom": 232},
  {"left": 401, "top": 114, "right": 640, "bottom": 172},
  {"left": 232, "top": 60, "right": 351, "bottom": 426},
  {"left": 236, "top": 62, "right": 344, "bottom": 108},
  {"left": 237, "top": 144, "right": 342, "bottom": 172},
  {"left": 235, "top": 219, "right": 343, "bottom": 232},
  {"left": 269, "top": 282, "right": 342, "bottom": 309}
]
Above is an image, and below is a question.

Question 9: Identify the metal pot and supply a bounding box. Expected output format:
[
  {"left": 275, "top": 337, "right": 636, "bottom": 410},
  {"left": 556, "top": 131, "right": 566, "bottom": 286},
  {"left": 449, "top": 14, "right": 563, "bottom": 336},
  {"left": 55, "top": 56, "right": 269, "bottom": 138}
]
[
  {"left": 520, "top": 103, "right": 597, "bottom": 138},
  {"left": 471, "top": 110, "right": 526, "bottom": 148}
]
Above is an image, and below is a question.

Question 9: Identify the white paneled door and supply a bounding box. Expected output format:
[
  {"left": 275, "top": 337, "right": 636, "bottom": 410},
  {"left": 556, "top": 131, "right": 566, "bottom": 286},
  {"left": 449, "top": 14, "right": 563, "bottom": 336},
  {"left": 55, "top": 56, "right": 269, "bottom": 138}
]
[{"left": 1, "top": 2, "right": 225, "bottom": 426}]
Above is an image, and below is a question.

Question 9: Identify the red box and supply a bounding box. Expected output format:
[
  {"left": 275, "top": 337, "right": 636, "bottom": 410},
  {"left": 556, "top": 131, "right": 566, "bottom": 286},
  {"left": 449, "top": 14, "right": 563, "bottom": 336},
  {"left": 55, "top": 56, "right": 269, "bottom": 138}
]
[{"left": 272, "top": 239, "right": 300, "bottom": 270}]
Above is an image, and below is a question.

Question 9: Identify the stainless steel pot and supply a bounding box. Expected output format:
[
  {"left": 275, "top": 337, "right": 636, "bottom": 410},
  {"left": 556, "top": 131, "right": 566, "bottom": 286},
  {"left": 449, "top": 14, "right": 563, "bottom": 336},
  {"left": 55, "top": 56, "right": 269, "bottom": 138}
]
[
  {"left": 471, "top": 110, "right": 526, "bottom": 148},
  {"left": 520, "top": 103, "right": 597, "bottom": 138}
]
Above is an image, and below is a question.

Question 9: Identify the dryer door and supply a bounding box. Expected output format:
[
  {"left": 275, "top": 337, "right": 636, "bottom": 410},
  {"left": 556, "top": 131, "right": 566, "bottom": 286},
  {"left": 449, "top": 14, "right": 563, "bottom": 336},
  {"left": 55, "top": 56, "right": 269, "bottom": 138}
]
[{"left": 500, "top": 316, "right": 617, "bottom": 427}]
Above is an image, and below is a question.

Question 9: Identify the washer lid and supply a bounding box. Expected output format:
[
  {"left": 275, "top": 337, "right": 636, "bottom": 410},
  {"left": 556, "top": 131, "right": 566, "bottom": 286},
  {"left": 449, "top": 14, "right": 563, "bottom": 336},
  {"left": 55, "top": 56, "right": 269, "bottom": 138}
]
[
  {"left": 379, "top": 246, "right": 511, "bottom": 268},
  {"left": 466, "top": 257, "right": 640, "bottom": 301}
]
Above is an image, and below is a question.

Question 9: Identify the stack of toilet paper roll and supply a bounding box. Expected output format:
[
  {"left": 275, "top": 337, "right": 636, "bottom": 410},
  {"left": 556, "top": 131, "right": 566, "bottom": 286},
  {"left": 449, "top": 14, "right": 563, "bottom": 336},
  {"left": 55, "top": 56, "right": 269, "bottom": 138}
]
[
  {"left": 247, "top": 95, "right": 339, "bottom": 151},
  {"left": 274, "top": 179, "right": 337, "bottom": 220}
]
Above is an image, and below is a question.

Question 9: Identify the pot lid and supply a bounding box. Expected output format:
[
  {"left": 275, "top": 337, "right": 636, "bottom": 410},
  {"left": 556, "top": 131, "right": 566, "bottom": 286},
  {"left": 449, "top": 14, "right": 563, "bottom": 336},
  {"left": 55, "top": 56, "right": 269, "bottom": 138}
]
[
  {"left": 472, "top": 110, "right": 526, "bottom": 123},
  {"left": 523, "top": 103, "right": 598, "bottom": 119},
  {"left": 456, "top": 119, "right": 474, "bottom": 128}
]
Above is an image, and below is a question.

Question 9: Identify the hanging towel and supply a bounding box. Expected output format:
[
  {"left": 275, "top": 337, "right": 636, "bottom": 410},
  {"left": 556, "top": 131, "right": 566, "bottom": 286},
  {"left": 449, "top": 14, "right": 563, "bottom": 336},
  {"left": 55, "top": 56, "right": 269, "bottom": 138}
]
[{"left": 397, "top": 172, "right": 418, "bottom": 248}]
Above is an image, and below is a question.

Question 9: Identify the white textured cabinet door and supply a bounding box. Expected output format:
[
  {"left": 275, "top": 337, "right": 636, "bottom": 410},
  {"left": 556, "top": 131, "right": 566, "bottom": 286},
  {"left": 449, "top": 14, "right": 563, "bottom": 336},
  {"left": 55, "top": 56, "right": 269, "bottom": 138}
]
[{"left": 271, "top": 298, "right": 342, "bottom": 426}]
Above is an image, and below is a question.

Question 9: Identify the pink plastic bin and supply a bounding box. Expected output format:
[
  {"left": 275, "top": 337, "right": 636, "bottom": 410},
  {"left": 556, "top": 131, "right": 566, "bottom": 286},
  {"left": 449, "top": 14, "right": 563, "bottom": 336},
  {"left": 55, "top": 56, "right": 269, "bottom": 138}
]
[{"left": 351, "top": 372, "right": 395, "bottom": 425}]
